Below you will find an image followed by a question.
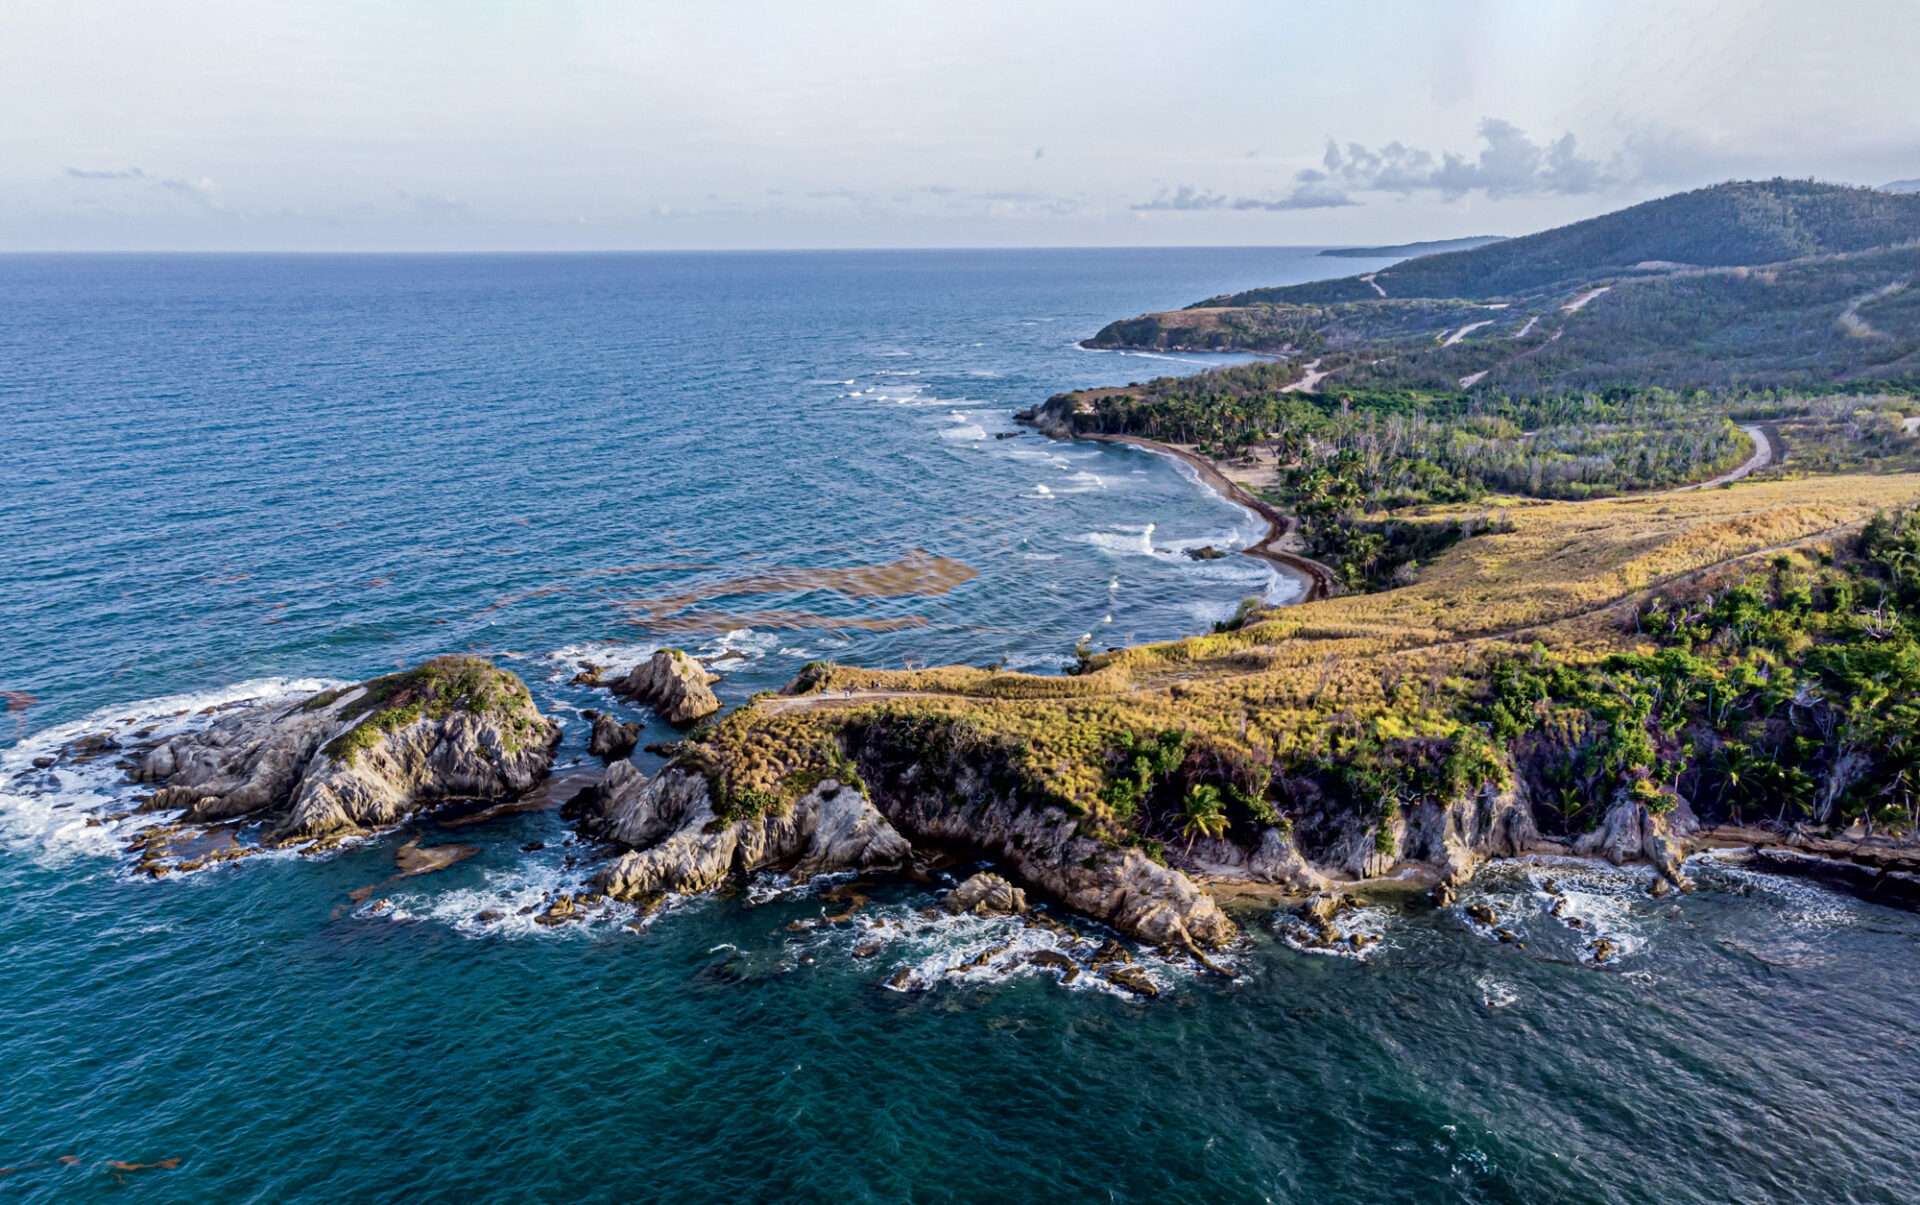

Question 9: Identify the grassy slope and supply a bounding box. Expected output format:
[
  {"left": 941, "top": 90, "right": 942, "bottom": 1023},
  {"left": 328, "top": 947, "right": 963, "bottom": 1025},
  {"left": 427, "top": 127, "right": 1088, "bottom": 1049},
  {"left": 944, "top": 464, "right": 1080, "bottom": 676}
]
[{"left": 692, "top": 475, "right": 1920, "bottom": 859}]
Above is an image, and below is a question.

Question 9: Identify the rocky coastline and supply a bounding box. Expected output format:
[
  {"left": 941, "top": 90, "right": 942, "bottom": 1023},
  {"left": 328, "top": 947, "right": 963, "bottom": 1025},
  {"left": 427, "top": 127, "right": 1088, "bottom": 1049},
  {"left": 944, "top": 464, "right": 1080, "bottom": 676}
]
[
  {"left": 33, "top": 414, "right": 1920, "bottom": 991},
  {"left": 29, "top": 633, "right": 1916, "bottom": 988}
]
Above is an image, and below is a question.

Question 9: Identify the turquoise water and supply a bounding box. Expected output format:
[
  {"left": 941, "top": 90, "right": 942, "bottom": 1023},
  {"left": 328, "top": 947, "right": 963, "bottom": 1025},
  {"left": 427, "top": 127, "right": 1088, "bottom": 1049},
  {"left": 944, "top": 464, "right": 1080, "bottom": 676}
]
[{"left": 4, "top": 251, "right": 1918, "bottom": 1203}]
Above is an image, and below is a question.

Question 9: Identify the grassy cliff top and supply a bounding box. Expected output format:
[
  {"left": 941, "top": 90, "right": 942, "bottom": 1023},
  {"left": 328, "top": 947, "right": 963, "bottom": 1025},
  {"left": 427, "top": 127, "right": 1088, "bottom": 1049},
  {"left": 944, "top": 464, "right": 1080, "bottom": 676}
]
[
  {"left": 676, "top": 473, "right": 1920, "bottom": 852},
  {"left": 312, "top": 655, "right": 545, "bottom": 764}
]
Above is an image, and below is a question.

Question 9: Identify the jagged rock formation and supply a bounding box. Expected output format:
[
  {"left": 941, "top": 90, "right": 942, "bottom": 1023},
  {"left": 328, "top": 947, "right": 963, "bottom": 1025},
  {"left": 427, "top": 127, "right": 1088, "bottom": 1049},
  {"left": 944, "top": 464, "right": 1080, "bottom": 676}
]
[
  {"left": 1217, "top": 766, "right": 1556, "bottom": 892},
  {"left": 611, "top": 649, "right": 720, "bottom": 724},
  {"left": 132, "top": 656, "right": 559, "bottom": 843},
  {"left": 579, "top": 751, "right": 1236, "bottom": 951},
  {"left": 1183, "top": 828, "right": 1330, "bottom": 894},
  {"left": 588, "top": 767, "right": 909, "bottom": 897},
  {"left": 945, "top": 871, "right": 1027, "bottom": 916},
  {"left": 1401, "top": 779, "right": 1542, "bottom": 885},
  {"left": 588, "top": 713, "right": 639, "bottom": 759},
  {"left": 1574, "top": 784, "right": 1701, "bottom": 888},
  {"left": 853, "top": 736, "right": 1237, "bottom": 951}
]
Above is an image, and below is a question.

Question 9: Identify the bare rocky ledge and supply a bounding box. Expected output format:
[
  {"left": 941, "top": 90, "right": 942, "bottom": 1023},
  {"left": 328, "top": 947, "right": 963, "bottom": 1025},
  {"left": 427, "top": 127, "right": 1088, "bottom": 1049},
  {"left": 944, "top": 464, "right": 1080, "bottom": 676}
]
[{"left": 578, "top": 758, "right": 1236, "bottom": 952}]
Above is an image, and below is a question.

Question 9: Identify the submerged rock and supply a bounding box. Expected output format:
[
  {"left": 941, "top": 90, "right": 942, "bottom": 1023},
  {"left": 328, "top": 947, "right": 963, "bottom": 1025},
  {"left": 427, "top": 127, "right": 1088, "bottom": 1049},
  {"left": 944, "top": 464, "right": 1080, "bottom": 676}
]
[
  {"left": 611, "top": 649, "right": 720, "bottom": 725},
  {"left": 130, "top": 656, "right": 559, "bottom": 845}
]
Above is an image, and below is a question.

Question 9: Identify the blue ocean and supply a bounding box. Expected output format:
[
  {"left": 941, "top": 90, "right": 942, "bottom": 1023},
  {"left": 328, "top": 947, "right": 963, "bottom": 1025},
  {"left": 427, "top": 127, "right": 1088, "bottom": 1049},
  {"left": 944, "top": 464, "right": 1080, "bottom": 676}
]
[{"left": 3, "top": 250, "right": 1917, "bottom": 1203}]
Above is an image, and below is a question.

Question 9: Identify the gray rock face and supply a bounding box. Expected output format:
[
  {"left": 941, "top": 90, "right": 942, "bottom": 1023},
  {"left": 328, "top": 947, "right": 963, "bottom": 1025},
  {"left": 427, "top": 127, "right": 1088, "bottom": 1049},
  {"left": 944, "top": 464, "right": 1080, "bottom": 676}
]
[
  {"left": 611, "top": 650, "right": 719, "bottom": 725},
  {"left": 1575, "top": 785, "right": 1699, "bottom": 887},
  {"left": 1246, "top": 827, "right": 1332, "bottom": 892},
  {"left": 131, "top": 657, "right": 560, "bottom": 843},
  {"left": 590, "top": 769, "right": 910, "bottom": 898},
  {"left": 135, "top": 693, "right": 354, "bottom": 822},
  {"left": 863, "top": 754, "right": 1237, "bottom": 950},
  {"left": 588, "top": 713, "right": 640, "bottom": 759},
  {"left": 273, "top": 709, "right": 557, "bottom": 843},
  {"left": 1402, "top": 779, "right": 1540, "bottom": 886},
  {"left": 946, "top": 872, "right": 1027, "bottom": 916},
  {"left": 1177, "top": 828, "right": 1330, "bottom": 894}
]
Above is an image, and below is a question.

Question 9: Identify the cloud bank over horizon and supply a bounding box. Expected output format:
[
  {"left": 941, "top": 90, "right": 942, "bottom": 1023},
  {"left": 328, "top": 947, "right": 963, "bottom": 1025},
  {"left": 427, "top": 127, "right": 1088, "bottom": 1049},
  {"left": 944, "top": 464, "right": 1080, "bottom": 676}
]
[{"left": 4, "top": 0, "right": 1918, "bottom": 250}]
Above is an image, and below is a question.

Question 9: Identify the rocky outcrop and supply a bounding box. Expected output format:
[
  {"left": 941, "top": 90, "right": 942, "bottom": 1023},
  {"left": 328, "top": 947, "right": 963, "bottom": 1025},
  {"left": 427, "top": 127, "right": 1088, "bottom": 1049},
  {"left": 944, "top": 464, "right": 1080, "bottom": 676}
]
[
  {"left": 588, "top": 713, "right": 639, "bottom": 759},
  {"left": 1575, "top": 785, "right": 1701, "bottom": 888},
  {"left": 131, "top": 656, "right": 559, "bottom": 843},
  {"left": 1013, "top": 394, "right": 1089, "bottom": 439},
  {"left": 945, "top": 872, "right": 1027, "bottom": 916},
  {"left": 1402, "top": 778, "right": 1541, "bottom": 886},
  {"left": 582, "top": 746, "right": 1235, "bottom": 951},
  {"left": 856, "top": 741, "right": 1237, "bottom": 950},
  {"left": 1246, "top": 826, "right": 1333, "bottom": 892},
  {"left": 1176, "top": 827, "right": 1330, "bottom": 893},
  {"left": 611, "top": 650, "right": 720, "bottom": 724},
  {"left": 1269, "top": 766, "right": 1542, "bottom": 889},
  {"left": 589, "top": 768, "right": 910, "bottom": 898},
  {"left": 135, "top": 698, "right": 347, "bottom": 822}
]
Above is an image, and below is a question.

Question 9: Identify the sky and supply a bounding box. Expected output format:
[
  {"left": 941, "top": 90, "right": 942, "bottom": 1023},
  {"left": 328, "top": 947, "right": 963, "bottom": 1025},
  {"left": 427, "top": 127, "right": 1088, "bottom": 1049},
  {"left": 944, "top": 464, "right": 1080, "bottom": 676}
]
[{"left": 5, "top": 0, "right": 1919, "bottom": 251}]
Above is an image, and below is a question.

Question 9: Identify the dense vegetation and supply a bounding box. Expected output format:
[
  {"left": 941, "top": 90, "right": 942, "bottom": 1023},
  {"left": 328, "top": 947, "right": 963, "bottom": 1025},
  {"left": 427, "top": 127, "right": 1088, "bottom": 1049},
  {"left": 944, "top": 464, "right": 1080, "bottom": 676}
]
[
  {"left": 1049, "top": 379, "right": 1755, "bottom": 506},
  {"left": 1486, "top": 508, "right": 1920, "bottom": 835}
]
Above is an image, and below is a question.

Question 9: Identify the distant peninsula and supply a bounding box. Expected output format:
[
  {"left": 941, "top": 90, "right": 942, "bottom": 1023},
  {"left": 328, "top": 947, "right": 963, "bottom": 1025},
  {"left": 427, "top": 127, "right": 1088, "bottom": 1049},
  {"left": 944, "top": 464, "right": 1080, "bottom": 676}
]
[{"left": 1318, "top": 235, "right": 1506, "bottom": 259}]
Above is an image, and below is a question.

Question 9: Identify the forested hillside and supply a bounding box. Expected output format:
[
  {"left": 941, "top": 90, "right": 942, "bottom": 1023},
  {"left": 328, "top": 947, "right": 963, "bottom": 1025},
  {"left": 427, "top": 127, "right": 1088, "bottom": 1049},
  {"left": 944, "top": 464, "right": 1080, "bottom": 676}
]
[
  {"left": 1082, "top": 182, "right": 1920, "bottom": 393},
  {"left": 1211, "top": 180, "right": 1920, "bottom": 305}
]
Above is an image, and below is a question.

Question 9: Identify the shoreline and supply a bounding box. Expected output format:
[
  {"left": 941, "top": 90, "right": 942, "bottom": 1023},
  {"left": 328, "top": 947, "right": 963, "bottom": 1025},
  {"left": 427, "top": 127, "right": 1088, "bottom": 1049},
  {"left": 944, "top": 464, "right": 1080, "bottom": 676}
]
[
  {"left": 1189, "top": 822, "right": 1920, "bottom": 912},
  {"left": 1072, "top": 433, "right": 1340, "bottom": 602}
]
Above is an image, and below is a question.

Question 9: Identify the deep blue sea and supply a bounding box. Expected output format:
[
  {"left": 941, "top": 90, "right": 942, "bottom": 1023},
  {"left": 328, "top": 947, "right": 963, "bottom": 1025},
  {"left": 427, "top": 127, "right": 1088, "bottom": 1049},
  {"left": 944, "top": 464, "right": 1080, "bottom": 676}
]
[{"left": 3, "top": 250, "right": 1918, "bottom": 1203}]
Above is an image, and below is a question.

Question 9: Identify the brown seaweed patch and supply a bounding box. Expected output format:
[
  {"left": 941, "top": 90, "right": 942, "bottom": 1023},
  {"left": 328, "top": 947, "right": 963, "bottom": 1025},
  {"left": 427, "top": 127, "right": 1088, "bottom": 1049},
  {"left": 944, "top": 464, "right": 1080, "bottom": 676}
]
[
  {"left": 617, "top": 550, "right": 975, "bottom": 620},
  {"left": 636, "top": 609, "right": 930, "bottom": 635},
  {"left": 565, "top": 562, "right": 723, "bottom": 577},
  {"left": 475, "top": 585, "right": 571, "bottom": 614}
]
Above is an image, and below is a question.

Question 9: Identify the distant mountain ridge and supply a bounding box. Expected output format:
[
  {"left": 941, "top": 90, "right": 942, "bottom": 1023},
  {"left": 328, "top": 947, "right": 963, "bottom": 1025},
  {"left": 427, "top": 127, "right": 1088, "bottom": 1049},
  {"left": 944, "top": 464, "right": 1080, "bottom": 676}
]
[
  {"left": 1317, "top": 235, "right": 1507, "bottom": 259},
  {"left": 1207, "top": 180, "right": 1920, "bottom": 305},
  {"left": 1081, "top": 179, "right": 1920, "bottom": 393}
]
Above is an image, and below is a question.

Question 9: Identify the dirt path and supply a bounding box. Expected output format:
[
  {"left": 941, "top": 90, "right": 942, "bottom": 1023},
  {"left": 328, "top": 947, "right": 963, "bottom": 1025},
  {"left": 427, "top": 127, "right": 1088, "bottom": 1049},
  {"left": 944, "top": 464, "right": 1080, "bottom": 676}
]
[
  {"left": 1281, "top": 358, "right": 1329, "bottom": 393},
  {"left": 759, "top": 687, "right": 956, "bottom": 715},
  {"left": 1672, "top": 424, "right": 1772, "bottom": 491},
  {"left": 1442, "top": 320, "right": 1493, "bottom": 347},
  {"left": 1562, "top": 285, "right": 1610, "bottom": 313}
]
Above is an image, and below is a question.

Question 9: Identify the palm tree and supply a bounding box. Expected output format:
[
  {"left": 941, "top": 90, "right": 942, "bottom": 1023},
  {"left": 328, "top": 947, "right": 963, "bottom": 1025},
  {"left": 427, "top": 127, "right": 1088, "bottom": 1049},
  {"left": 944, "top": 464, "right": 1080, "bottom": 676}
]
[
  {"left": 1715, "top": 742, "right": 1757, "bottom": 824},
  {"left": 1180, "top": 784, "right": 1229, "bottom": 854}
]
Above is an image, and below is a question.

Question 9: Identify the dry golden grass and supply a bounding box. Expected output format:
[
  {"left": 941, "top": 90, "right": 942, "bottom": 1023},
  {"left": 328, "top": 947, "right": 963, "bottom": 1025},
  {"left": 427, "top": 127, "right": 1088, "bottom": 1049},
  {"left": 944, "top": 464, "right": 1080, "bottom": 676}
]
[{"left": 707, "top": 473, "right": 1920, "bottom": 818}]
